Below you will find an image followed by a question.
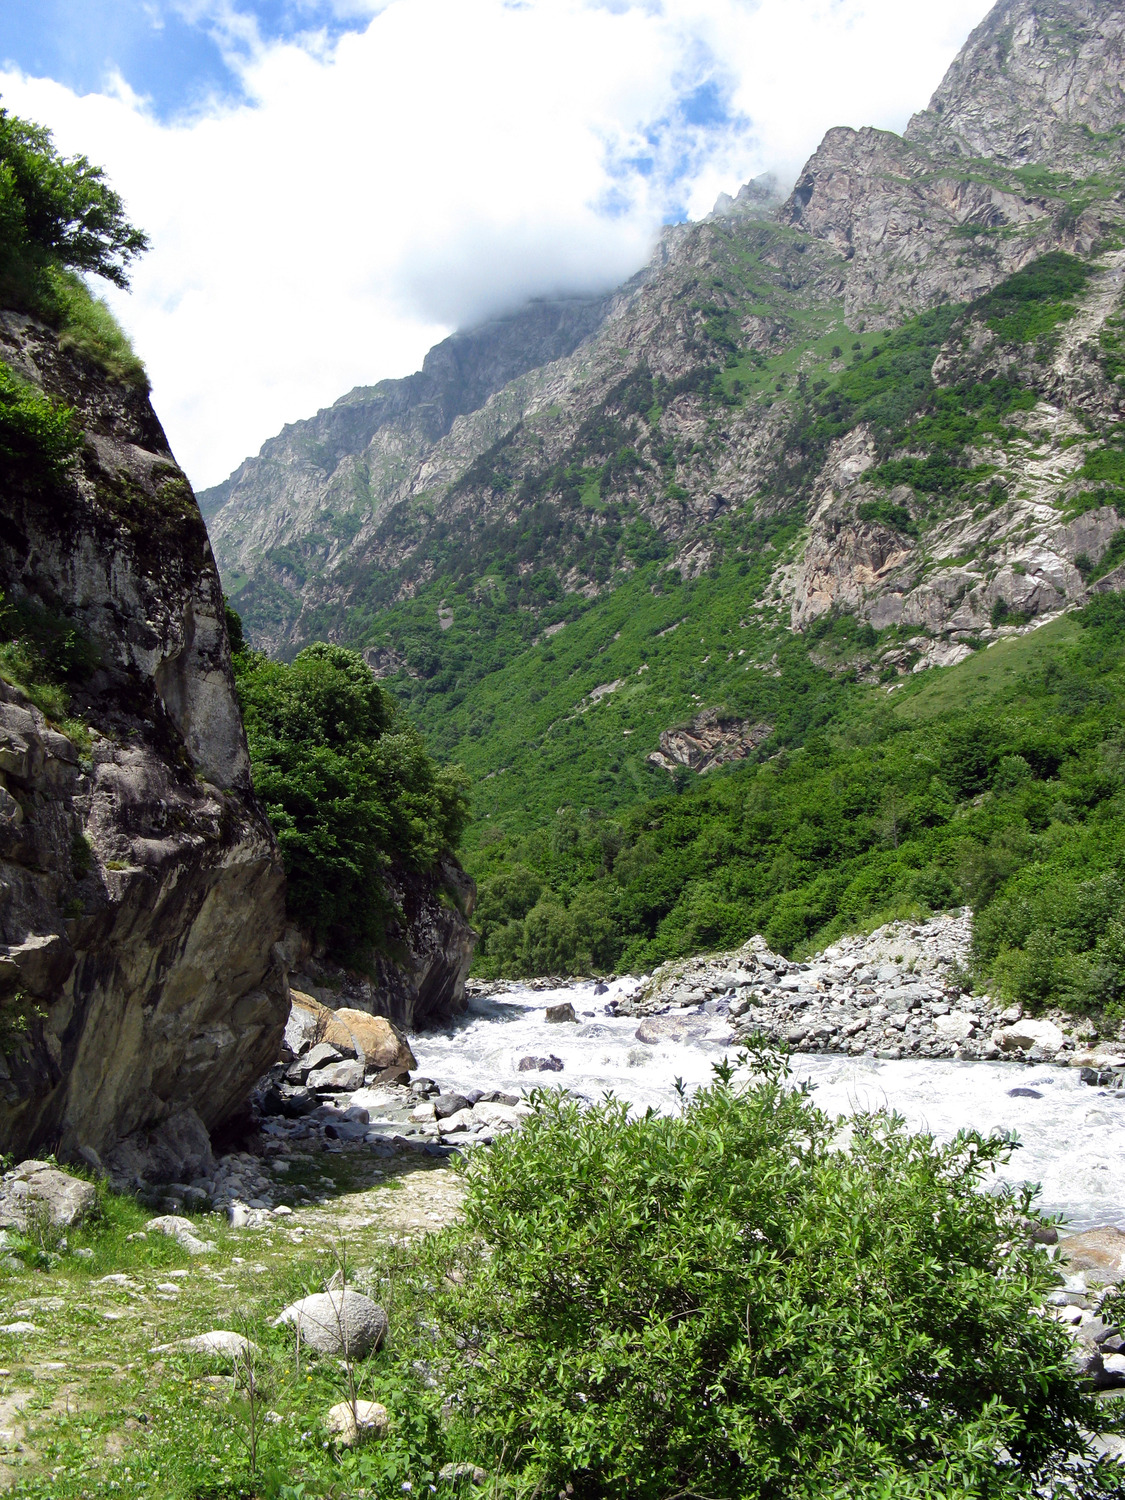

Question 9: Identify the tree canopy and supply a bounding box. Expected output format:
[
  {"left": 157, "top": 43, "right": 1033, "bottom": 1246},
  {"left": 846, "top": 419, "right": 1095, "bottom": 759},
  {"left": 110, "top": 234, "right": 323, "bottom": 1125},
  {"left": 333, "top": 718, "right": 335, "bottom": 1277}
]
[
  {"left": 0, "top": 105, "right": 148, "bottom": 294},
  {"left": 233, "top": 640, "right": 470, "bottom": 959}
]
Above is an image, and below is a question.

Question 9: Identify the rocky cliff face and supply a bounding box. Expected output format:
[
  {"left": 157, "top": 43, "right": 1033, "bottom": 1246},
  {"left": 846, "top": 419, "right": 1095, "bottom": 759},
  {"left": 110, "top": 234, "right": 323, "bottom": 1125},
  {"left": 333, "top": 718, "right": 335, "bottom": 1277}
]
[
  {"left": 284, "top": 856, "right": 476, "bottom": 1032},
  {"left": 0, "top": 310, "right": 288, "bottom": 1182},
  {"left": 202, "top": 292, "right": 618, "bottom": 654}
]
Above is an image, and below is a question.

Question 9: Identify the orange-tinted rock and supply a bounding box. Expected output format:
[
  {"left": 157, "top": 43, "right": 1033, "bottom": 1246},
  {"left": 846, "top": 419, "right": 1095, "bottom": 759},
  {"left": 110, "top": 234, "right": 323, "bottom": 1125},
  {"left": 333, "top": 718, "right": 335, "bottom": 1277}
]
[
  {"left": 334, "top": 1009, "right": 416, "bottom": 1071},
  {"left": 1059, "top": 1227, "right": 1125, "bottom": 1281}
]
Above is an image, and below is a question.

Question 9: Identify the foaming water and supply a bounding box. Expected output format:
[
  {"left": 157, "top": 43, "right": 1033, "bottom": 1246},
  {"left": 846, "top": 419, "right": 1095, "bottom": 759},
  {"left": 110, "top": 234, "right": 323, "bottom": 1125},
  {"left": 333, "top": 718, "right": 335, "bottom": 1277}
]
[{"left": 412, "top": 979, "right": 1125, "bottom": 1231}]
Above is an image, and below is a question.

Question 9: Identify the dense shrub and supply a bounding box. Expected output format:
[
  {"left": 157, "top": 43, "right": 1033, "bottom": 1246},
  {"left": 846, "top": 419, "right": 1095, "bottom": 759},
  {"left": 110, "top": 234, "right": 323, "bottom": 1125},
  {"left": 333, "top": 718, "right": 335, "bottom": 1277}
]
[
  {"left": 233, "top": 640, "right": 469, "bottom": 958},
  {"left": 420, "top": 1050, "right": 1116, "bottom": 1499}
]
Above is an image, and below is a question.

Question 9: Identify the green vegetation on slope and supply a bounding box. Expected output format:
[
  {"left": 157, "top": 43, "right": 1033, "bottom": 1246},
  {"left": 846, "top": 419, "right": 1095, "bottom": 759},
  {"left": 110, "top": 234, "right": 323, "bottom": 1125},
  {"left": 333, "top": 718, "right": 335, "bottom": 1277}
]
[
  {"left": 0, "top": 590, "right": 96, "bottom": 743},
  {"left": 0, "top": 105, "right": 148, "bottom": 387},
  {"left": 471, "top": 598, "right": 1125, "bottom": 1023},
  {"left": 0, "top": 357, "right": 80, "bottom": 479},
  {"left": 232, "top": 637, "right": 469, "bottom": 961}
]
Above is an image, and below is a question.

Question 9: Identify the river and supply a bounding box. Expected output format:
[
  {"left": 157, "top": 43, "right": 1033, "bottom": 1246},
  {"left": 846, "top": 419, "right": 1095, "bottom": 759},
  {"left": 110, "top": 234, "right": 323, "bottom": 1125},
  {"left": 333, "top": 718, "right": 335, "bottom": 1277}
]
[{"left": 410, "top": 978, "right": 1125, "bottom": 1232}]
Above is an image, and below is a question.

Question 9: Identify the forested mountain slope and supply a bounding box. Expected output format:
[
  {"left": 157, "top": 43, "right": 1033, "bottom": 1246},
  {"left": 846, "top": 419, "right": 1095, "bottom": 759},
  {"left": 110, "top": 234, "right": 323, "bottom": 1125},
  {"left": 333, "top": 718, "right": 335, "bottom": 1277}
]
[{"left": 205, "top": 0, "right": 1125, "bottom": 998}]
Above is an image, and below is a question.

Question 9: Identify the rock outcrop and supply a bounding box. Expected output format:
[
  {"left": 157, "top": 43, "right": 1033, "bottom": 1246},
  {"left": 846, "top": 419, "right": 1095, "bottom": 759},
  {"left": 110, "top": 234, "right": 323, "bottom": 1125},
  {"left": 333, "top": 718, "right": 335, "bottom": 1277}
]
[
  {"left": 0, "top": 310, "right": 288, "bottom": 1179},
  {"left": 647, "top": 710, "right": 773, "bottom": 775},
  {"left": 284, "top": 856, "right": 476, "bottom": 1031}
]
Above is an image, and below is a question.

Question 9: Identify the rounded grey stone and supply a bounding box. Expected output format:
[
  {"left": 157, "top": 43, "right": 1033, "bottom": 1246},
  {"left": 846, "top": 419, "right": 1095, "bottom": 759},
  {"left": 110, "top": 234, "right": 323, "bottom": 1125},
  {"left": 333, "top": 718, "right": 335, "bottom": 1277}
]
[{"left": 275, "top": 1290, "right": 387, "bottom": 1356}]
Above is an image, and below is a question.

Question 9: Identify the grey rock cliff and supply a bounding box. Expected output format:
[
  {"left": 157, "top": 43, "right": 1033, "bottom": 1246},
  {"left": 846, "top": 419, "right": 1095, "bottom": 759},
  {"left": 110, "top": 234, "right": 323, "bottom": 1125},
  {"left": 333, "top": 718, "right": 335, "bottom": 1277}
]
[
  {"left": 905, "top": 0, "right": 1125, "bottom": 169},
  {"left": 287, "top": 856, "right": 476, "bottom": 1031},
  {"left": 0, "top": 310, "right": 288, "bottom": 1178}
]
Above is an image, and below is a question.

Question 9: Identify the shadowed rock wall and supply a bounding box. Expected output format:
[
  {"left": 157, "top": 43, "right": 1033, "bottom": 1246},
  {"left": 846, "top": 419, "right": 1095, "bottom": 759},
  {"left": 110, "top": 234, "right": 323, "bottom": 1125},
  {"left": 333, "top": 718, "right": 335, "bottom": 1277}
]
[{"left": 0, "top": 309, "right": 288, "bottom": 1179}]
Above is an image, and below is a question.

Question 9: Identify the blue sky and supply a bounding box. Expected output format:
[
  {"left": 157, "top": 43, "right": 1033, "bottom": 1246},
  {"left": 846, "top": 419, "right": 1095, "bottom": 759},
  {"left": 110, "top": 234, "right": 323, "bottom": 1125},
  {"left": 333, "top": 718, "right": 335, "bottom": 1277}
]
[
  {"left": 0, "top": 0, "right": 993, "bottom": 487},
  {"left": 2, "top": 1, "right": 376, "bottom": 119}
]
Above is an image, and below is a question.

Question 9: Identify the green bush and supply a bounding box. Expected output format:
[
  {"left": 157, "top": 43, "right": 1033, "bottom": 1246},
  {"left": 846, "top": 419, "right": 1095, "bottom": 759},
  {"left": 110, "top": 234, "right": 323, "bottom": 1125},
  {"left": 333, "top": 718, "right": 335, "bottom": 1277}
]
[
  {"left": 422, "top": 1050, "right": 1115, "bottom": 1499},
  {"left": 0, "top": 590, "right": 96, "bottom": 742},
  {"left": 233, "top": 639, "right": 469, "bottom": 959},
  {"left": 0, "top": 358, "right": 80, "bottom": 478},
  {"left": 972, "top": 251, "right": 1093, "bottom": 344}
]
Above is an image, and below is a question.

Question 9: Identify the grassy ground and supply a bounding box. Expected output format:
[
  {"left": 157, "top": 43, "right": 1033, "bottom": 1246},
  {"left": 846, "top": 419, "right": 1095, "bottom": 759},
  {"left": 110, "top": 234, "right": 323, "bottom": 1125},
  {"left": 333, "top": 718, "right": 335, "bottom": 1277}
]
[{"left": 0, "top": 1151, "right": 465, "bottom": 1499}]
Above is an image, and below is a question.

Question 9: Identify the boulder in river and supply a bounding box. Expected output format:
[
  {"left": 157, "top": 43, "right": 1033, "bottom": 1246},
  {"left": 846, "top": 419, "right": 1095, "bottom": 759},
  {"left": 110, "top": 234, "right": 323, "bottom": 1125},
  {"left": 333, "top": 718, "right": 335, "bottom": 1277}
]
[
  {"left": 306, "top": 1060, "right": 365, "bottom": 1092},
  {"left": 518, "top": 1055, "right": 564, "bottom": 1072},
  {"left": 434, "top": 1093, "right": 473, "bottom": 1120},
  {"left": 1059, "top": 1227, "right": 1125, "bottom": 1281},
  {"left": 545, "top": 1002, "right": 576, "bottom": 1024},
  {"left": 333, "top": 1010, "right": 416, "bottom": 1071},
  {"left": 635, "top": 1016, "right": 706, "bottom": 1045}
]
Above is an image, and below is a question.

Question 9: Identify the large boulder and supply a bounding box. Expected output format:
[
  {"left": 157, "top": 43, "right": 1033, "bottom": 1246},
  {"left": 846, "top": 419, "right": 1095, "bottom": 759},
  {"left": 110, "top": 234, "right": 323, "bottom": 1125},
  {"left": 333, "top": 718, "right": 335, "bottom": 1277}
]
[
  {"left": 326, "top": 1399, "right": 389, "bottom": 1446},
  {"left": 0, "top": 1159, "right": 97, "bottom": 1231},
  {"left": 1059, "top": 1227, "right": 1125, "bottom": 1282},
  {"left": 994, "top": 1018, "right": 1064, "bottom": 1056},
  {"left": 333, "top": 1009, "right": 416, "bottom": 1071},
  {"left": 275, "top": 1290, "right": 388, "bottom": 1356},
  {"left": 288, "top": 993, "right": 356, "bottom": 1053}
]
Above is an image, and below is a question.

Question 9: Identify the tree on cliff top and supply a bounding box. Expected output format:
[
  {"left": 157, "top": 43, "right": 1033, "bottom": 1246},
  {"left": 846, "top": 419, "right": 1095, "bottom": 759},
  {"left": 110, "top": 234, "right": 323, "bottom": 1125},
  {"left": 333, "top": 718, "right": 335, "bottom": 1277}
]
[{"left": 0, "top": 106, "right": 148, "bottom": 294}]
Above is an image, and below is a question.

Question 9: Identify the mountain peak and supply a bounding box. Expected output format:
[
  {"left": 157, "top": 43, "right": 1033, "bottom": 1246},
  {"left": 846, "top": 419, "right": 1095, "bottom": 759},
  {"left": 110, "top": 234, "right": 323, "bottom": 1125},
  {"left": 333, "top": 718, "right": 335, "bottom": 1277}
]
[{"left": 906, "top": 0, "right": 1125, "bottom": 166}]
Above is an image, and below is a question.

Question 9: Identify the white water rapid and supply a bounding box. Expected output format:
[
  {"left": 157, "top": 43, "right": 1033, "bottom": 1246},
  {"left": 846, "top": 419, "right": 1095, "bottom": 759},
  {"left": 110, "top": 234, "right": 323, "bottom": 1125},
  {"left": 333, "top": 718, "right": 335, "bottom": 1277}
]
[{"left": 411, "top": 978, "right": 1124, "bottom": 1232}]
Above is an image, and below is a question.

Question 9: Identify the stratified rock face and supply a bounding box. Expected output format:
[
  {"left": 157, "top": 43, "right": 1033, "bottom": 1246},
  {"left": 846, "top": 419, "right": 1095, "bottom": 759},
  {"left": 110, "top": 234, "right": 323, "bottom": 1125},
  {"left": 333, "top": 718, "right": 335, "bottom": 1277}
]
[
  {"left": 647, "top": 710, "right": 773, "bottom": 776},
  {"left": 906, "top": 0, "right": 1125, "bottom": 168},
  {"left": 0, "top": 310, "right": 288, "bottom": 1175}
]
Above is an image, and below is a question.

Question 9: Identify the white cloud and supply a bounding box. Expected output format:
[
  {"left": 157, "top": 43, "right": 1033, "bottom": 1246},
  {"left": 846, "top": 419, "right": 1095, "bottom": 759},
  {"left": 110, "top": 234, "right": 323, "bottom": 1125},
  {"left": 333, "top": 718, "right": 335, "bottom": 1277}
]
[{"left": 0, "top": 0, "right": 993, "bottom": 489}]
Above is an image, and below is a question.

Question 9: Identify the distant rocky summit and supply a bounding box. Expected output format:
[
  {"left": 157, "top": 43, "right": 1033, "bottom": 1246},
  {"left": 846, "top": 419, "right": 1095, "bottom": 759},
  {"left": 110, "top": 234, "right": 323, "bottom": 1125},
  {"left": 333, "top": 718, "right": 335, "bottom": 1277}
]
[{"left": 202, "top": 0, "right": 1125, "bottom": 675}]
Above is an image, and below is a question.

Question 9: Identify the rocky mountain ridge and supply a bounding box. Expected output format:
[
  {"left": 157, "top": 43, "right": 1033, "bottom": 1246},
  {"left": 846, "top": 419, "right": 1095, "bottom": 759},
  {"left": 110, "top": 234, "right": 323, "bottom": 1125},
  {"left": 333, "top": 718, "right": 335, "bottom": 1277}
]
[{"left": 199, "top": 0, "right": 1125, "bottom": 841}]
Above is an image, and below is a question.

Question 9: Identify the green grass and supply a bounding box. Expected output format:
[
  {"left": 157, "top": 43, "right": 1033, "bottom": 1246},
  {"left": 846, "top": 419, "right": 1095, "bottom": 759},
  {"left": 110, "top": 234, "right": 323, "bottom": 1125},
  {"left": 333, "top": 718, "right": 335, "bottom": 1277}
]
[
  {"left": 0, "top": 1153, "right": 464, "bottom": 1500},
  {"left": 49, "top": 270, "right": 148, "bottom": 390}
]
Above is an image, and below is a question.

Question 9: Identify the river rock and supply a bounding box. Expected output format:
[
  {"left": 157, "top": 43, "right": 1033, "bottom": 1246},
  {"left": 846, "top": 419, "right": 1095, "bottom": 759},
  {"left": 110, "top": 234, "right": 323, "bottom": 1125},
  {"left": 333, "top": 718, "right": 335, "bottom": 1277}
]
[
  {"left": 545, "top": 1002, "right": 576, "bottom": 1023},
  {"left": 289, "top": 1042, "right": 349, "bottom": 1079},
  {"left": 434, "top": 1093, "right": 472, "bottom": 1120},
  {"left": 518, "top": 1055, "right": 564, "bottom": 1072},
  {"left": 635, "top": 1016, "right": 704, "bottom": 1044},
  {"left": 1059, "top": 1227, "right": 1125, "bottom": 1281},
  {"left": 326, "top": 1399, "right": 389, "bottom": 1445},
  {"left": 284, "top": 1005, "right": 320, "bottom": 1057},
  {"left": 994, "top": 1018, "right": 1064, "bottom": 1055},
  {"left": 146, "top": 1215, "right": 217, "bottom": 1255},
  {"left": 0, "top": 1160, "right": 97, "bottom": 1231},
  {"left": 933, "top": 1011, "right": 977, "bottom": 1043},
  {"left": 287, "top": 993, "right": 357, "bottom": 1051},
  {"left": 306, "top": 1060, "right": 364, "bottom": 1092},
  {"left": 157, "top": 1331, "right": 261, "bottom": 1362},
  {"left": 275, "top": 1290, "right": 387, "bottom": 1356},
  {"left": 333, "top": 1010, "right": 416, "bottom": 1071}
]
